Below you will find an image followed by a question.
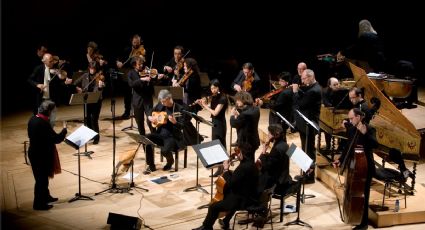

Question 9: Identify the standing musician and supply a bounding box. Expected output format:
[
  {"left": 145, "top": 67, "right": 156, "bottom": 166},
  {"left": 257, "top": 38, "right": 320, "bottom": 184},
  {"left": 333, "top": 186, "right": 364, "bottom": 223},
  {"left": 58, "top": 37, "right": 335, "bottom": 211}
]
[
  {"left": 256, "top": 71, "right": 293, "bottom": 141},
  {"left": 293, "top": 62, "right": 307, "bottom": 85},
  {"left": 172, "top": 57, "right": 201, "bottom": 108},
  {"left": 128, "top": 56, "right": 154, "bottom": 136},
  {"left": 116, "top": 34, "right": 146, "bottom": 119},
  {"left": 28, "top": 53, "right": 74, "bottom": 126},
  {"left": 143, "top": 89, "right": 188, "bottom": 174},
  {"left": 158, "top": 45, "right": 186, "bottom": 86},
  {"left": 230, "top": 91, "right": 260, "bottom": 160},
  {"left": 73, "top": 62, "right": 105, "bottom": 144},
  {"left": 195, "top": 79, "right": 228, "bottom": 177},
  {"left": 83, "top": 41, "right": 108, "bottom": 71},
  {"left": 292, "top": 69, "right": 322, "bottom": 183},
  {"left": 231, "top": 62, "right": 261, "bottom": 99},
  {"left": 192, "top": 143, "right": 259, "bottom": 230},
  {"left": 332, "top": 108, "right": 378, "bottom": 230}
]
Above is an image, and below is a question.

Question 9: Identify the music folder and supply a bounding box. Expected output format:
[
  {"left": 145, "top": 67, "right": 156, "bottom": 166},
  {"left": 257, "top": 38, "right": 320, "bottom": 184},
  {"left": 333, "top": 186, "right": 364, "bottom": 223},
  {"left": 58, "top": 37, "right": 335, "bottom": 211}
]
[
  {"left": 192, "top": 139, "right": 229, "bottom": 169},
  {"left": 65, "top": 125, "right": 98, "bottom": 149}
]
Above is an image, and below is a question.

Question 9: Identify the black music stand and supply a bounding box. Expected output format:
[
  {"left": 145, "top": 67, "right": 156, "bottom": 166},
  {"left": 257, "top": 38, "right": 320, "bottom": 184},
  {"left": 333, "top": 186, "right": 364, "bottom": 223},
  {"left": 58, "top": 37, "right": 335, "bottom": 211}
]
[
  {"left": 271, "top": 110, "right": 295, "bottom": 130},
  {"left": 284, "top": 143, "right": 313, "bottom": 228},
  {"left": 65, "top": 125, "right": 97, "bottom": 202},
  {"left": 295, "top": 110, "right": 320, "bottom": 203},
  {"left": 69, "top": 91, "right": 102, "bottom": 159},
  {"left": 127, "top": 136, "right": 149, "bottom": 192},
  {"left": 182, "top": 110, "right": 213, "bottom": 195},
  {"left": 191, "top": 139, "right": 229, "bottom": 209}
]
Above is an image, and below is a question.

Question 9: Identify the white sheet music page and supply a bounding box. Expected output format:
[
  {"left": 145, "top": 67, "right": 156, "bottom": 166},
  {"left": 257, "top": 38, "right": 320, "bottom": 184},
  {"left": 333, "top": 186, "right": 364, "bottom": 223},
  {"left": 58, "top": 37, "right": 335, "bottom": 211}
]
[
  {"left": 287, "top": 143, "right": 313, "bottom": 172},
  {"left": 200, "top": 145, "right": 229, "bottom": 165},
  {"left": 65, "top": 125, "right": 98, "bottom": 148}
]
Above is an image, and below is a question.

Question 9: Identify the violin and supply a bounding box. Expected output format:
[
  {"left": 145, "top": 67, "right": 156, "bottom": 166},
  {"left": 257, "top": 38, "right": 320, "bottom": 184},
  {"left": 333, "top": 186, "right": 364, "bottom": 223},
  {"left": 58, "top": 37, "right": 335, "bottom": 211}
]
[
  {"left": 260, "top": 87, "right": 285, "bottom": 101},
  {"left": 139, "top": 67, "right": 158, "bottom": 78},
  {"left": 242, "top": 74, "right": 254, "bottom": 91},
  {"left": 177, "top": 69, "right": 193, "bottom": 86}
]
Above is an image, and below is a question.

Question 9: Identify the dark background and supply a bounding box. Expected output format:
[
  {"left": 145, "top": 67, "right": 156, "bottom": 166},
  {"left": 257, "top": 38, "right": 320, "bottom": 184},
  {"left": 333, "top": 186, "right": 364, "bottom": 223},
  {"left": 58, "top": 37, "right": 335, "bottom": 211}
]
[{"left": 1, "top": 0, "right": 423, "bottom": 115}]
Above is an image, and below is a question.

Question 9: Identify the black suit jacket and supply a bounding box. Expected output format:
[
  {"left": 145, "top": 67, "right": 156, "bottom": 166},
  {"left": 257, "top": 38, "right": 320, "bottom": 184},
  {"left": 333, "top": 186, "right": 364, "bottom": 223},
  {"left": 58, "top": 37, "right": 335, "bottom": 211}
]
[
  {"left": 128, "top": 68, "right": 154, "bottom": 109},
  {"left": 293, "top": 82, "right": 322, "bottom": 134},
  {"left": 259, "top": 138, "right": 290, "bottom": 189},
  {"left": 230, "top": 105, "right": 261, "bottom": 153}
]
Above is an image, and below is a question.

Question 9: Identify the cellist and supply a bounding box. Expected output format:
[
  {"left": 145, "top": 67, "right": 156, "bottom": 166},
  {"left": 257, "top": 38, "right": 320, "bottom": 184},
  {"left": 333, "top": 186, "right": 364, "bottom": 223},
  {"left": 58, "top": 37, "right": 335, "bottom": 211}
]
[{"left": 332, "top": 108, "right": 378, "bottom": 230}]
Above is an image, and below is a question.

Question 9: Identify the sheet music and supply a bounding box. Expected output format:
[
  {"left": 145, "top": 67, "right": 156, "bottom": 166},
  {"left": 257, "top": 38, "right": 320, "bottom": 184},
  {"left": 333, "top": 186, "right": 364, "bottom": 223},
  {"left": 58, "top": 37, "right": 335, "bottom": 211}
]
[
  {"left": 287, "top": 143, "right": 313, "bottom": 172},
  {"left": 295, "top": 110, "right": 319, "bottom": 131},
  {"left": 200, "top": 145, "right": 229, "bottom": 165},
  {"left": 65, "top": 125, "right": 98, "bottom": 148}
]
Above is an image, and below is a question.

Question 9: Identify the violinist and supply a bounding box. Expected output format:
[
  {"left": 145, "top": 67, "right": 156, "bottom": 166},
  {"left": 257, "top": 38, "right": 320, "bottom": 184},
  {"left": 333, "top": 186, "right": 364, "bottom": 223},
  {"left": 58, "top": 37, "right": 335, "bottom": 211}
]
[
  {"left": 257, "top": 124, "right": 290, "bottom": 192},
  {"left": 230, "top": 91, "right": 260, "bottom": 160},
  {"left": 196, "top": 79, "right": 228, "bottom": 177},
  {"left": 292, "top": 69, "right": 322, "bottom": 183},
  {"left": 83, "top": 41, "right": 107, "bottom": 71},
  {"left": 332, "top": 108, "right": 378, "bottom": 230},
  {"left": 73, "top": 62, "right": 105, "bottom": 144},
  {"left": 158, "top": 45, "right": 185, "bottom": 86},
  {"left": 231, "top": 62, "right": 261, "bottom": 99},
  {"left": 28, "top": 53, "right": 74, "bottom": 126},
  {"left": 127, "top": 56, "right": 154, "bottom": 136},
  {"left": 256, "top": 72, "right": 293, "bottom": 141},
  {"left": 173, "top": 58, "right": 201, "bottom": 108},
  {"left": 116, "top": 34, "right": 146, "bottom": 119},
  {"left": 192, "top": 143, "right": 259, "bottom": 230}
]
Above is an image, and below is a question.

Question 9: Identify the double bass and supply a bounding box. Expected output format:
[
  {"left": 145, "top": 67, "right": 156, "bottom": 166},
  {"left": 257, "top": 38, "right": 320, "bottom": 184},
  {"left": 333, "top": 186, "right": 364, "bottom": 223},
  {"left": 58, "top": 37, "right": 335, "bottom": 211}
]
[{"left": 337, "top": 129, "right": 368, "bottom": 225}]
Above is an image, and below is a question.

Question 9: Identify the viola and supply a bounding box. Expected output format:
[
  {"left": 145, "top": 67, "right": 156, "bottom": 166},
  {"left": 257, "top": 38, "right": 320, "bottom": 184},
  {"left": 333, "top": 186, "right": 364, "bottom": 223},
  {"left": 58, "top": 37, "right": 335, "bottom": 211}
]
[
  {"left": 242, "top": 74, "right": 254, "bottom": 91},
  {"left": 178, "top": 69, "right": 193, "bottom": 86},
  {"left": 260, "top": 87, "right": 285, "bottom": 101}
]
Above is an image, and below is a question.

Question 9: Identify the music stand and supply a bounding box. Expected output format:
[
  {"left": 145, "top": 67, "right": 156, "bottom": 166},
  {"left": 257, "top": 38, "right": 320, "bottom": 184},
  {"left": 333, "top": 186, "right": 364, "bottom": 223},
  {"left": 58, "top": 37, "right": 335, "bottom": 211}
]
[
  {"left": 65, "top": 125, "right": 97, "bottom": 202},
  {"left": 182, "top": 110, "right": 213, "bottom": 195},
  {"left": 127, "top": 137, "right": 149, "bottom": 192},
  {"left": 284, "top": 143, "right": 313, "bottom": 228},
  {"left": 69, "top": 91, "right": 102, "bottom": 159},
  {"left": 271, "top": 110, "right": 295, "bottom": 130},
  {"left": 295, "top": 109, "right": 320, "bottom": 203},
  {"left": 191, "top": 139, "right": 229, "bottom": 209}
]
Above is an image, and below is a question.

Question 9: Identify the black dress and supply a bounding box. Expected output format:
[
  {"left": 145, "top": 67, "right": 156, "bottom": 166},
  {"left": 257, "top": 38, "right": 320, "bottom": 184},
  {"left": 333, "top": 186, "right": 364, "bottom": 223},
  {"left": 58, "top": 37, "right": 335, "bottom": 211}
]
[{"left": 210, "top": 93, "right": 228, "bottom": 148}]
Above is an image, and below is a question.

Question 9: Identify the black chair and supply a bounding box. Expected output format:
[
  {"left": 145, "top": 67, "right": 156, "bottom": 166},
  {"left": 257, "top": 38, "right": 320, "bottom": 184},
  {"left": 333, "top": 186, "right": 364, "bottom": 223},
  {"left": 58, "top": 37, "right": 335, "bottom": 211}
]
[
  {"left": 158, "top": 146, "right": 188, "bottom": 172},
  {"left": 272, "top": 179, "right": 302, "bottom": 222},
  {"left": 374, "top": 166, "right": 408, "bottom": 209},
  {"left": 232, "top": 184, "right": 276, "bottom": 230}
]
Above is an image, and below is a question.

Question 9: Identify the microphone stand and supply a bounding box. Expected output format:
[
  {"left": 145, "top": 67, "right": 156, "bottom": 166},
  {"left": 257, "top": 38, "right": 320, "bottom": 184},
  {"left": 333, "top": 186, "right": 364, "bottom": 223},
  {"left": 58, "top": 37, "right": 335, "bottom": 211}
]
[{"left": 182, "top": 110, "right": 212, "bottom": 194}]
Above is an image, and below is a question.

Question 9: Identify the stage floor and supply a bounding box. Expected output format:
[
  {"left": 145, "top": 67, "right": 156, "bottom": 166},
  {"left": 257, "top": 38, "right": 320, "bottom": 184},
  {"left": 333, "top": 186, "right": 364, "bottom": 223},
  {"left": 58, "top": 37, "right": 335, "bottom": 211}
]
[{"left": 2, "top": 95, "right": 425, "bottom": 230}]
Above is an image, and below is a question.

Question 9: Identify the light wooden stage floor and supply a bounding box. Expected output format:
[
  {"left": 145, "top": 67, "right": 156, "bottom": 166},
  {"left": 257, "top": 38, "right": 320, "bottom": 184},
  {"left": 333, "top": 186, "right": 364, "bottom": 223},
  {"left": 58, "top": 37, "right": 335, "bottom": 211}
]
[{"left": 2, "top": 97, "right": 425, "bottom": 230}]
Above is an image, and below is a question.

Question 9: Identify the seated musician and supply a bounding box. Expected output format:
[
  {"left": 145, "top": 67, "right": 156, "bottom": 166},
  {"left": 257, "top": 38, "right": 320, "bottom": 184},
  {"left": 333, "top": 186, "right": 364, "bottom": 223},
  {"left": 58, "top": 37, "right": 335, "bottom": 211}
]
[
  {"left": 230, "top": 91, "right": 261, "bottom": 160},
  {"left": 143, "top": 89, "right": 188, "bottom": 174},
  {"left": 332, "top": 108, "right": 378, "bottom": 230},
  {"left": 231, "top": 62, "right": 261, "bottom": 99},
  {"left": 257, "top": 124, "right": 290, "bottom": 192},
  {"left": 256, "top": 72, "right": 293, "bottom": 141},
  {"left": 192, "top": 143, "right": 259, "bottom": 230}
]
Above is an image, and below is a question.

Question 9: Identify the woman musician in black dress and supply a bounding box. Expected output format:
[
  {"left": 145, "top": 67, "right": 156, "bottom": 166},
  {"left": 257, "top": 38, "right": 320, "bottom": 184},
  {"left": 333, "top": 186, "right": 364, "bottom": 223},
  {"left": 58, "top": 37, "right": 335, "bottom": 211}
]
[{"left": 195, "top": 79, "right": 228, "bottom": 176}]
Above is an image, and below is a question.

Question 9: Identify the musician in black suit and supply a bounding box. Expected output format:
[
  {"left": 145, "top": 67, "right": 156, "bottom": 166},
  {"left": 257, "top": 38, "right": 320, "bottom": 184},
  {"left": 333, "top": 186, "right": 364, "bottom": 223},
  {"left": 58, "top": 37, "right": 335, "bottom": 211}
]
[
  {"left": 231, "top": 62, "right": 261, "bottom": 99},
  {"left": 144, "top": 89, "right": 188, "bottom": 173},
  {"left": 333, "top": 108, "right": 378, "bottom": 230},
  {"left": 128, "top": 56, "right": 154, "bottom": 136},
  {"left": 192, "top": 143, "right": 259, "bottom": 230},
  {"left": 28, "top": 100, "right": 67, "bottom": 210},
  {"left": 172, "top": 57, "right": 202, "bottom": 108},
  {"left": 292, "top": 69, "right": 322, "bottom": 183},
  {"left": 157, "top": 45, "right": 186, "bottom": 86},
  {"left": 348, "top": 87, "right": 374, "bottom": 124},
  {"left": 230, "top": 91, "right": 260, "bottom": 160},
  {"left": 28, "top": 53, "right": 74, "bottom": 126}
]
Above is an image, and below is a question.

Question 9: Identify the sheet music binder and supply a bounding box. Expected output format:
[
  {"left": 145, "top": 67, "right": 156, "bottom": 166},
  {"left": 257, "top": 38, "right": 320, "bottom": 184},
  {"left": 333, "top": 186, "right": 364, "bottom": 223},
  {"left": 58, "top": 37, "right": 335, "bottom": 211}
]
[
  {"left": 69, "top": 91, "right": 102, "bottom": 105},
  {"left": 192, "top": 139, "right": 229, "bottom": 169}
]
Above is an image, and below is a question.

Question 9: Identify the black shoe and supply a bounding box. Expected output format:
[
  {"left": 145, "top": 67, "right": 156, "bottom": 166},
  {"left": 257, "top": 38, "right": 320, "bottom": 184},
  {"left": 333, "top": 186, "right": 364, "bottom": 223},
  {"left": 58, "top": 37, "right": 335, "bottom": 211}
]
[
  {"left": 47, "top": 196, "right": 59, "bottom": 203},
  {"left": 120, "top": 113, "right": 130, "bottom": 119},
  {"left": 353, "top": 224, "right": 368, "bottom": 230},
  {"left": 93, "top": 139, "right": 99, "bottom": 145},
  {"left": 192, "top": 225, "right": 212, "bottom": 230},
  {"left": 33, "top": 204, "right": 53, "bottom": 210},
  {"left": 163, "top": 164, "right": 172, "bottom": 171},
  {"left": 218, "top": 219, "right": 230, "bottom": 230},
  {"left": 252, "top": 216, "right": 266, "bottom": 228},
  {"left": 143, "top": 165, "right": 156, "bottom": 175}
]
